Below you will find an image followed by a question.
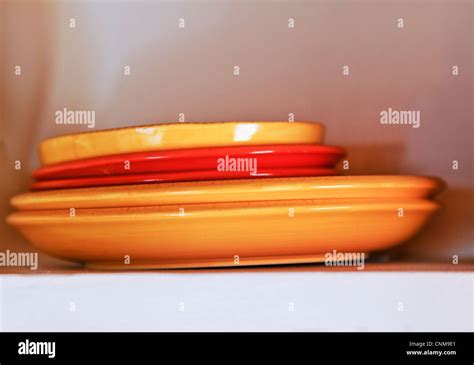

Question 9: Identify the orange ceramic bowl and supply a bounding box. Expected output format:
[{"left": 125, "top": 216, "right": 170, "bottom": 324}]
[
  {"left": 33, "top": 144, "right": 345, "bottom": 180},
  {"left": 11, "top": 175, "right": 444, "bottom": 211},
  {"left": 7, "top": 198, "right": 440, "bottom": 269},
  {"left": 29, "top": 168, "right": 339, "bottom": 191}
]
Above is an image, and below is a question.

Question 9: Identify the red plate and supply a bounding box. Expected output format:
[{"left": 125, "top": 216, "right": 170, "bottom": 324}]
[
  {"left": 33, "top": 145, "right": 345, "bottom": 180},
  {"left": 31, "top": 168, "right": 339, "bottom": 191}
]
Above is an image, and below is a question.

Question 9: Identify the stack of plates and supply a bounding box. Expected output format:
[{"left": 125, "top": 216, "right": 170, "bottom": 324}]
[{"left": 7, "top": 121, "right": 444, "bottom": 269}]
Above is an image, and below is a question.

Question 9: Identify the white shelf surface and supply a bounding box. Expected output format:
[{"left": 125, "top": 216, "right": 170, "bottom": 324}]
[{"left": 1, "top": 271, "right": 472, "bottom": 332}]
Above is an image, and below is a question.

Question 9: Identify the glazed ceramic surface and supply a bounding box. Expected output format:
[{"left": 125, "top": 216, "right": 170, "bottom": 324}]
[
  {"left": 39, "top": 122, "right": 325, "bottom": 165},
  {"left": 7, "top": 198, "right": 439, "bottom": 269},
  {"left": 31, "top": 168, "right": 339, "bottom": 191},
  {"left": 12, "top": 176, "right": 444, "bottom": 211},
  {"left": 33, "top": 144, "right": 345, "bottom": 180}
]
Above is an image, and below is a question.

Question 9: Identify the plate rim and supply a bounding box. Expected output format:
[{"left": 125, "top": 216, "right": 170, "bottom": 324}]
[{"left": 11, "top": 175, "right": 445, "bottom": 211}]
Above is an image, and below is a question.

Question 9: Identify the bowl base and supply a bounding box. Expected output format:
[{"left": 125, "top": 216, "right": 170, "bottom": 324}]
[{"left": 84, "top": 253, "right": 341, "bottom": 270}]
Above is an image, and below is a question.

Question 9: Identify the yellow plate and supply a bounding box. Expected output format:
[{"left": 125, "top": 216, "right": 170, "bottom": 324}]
[
  {"left": 7, "top": 198, "right": 439, "bottom": 269},
  {"left": 11, "top": 175, "right": 444, "bottom": 211},
  {"left": 39, "top": 121, "right": 325, "bottom": 165}
]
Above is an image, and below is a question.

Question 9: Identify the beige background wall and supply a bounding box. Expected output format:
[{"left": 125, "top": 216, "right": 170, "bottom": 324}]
[{"left": 1, "top": 0, "right": 472, "bottom": 267}]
